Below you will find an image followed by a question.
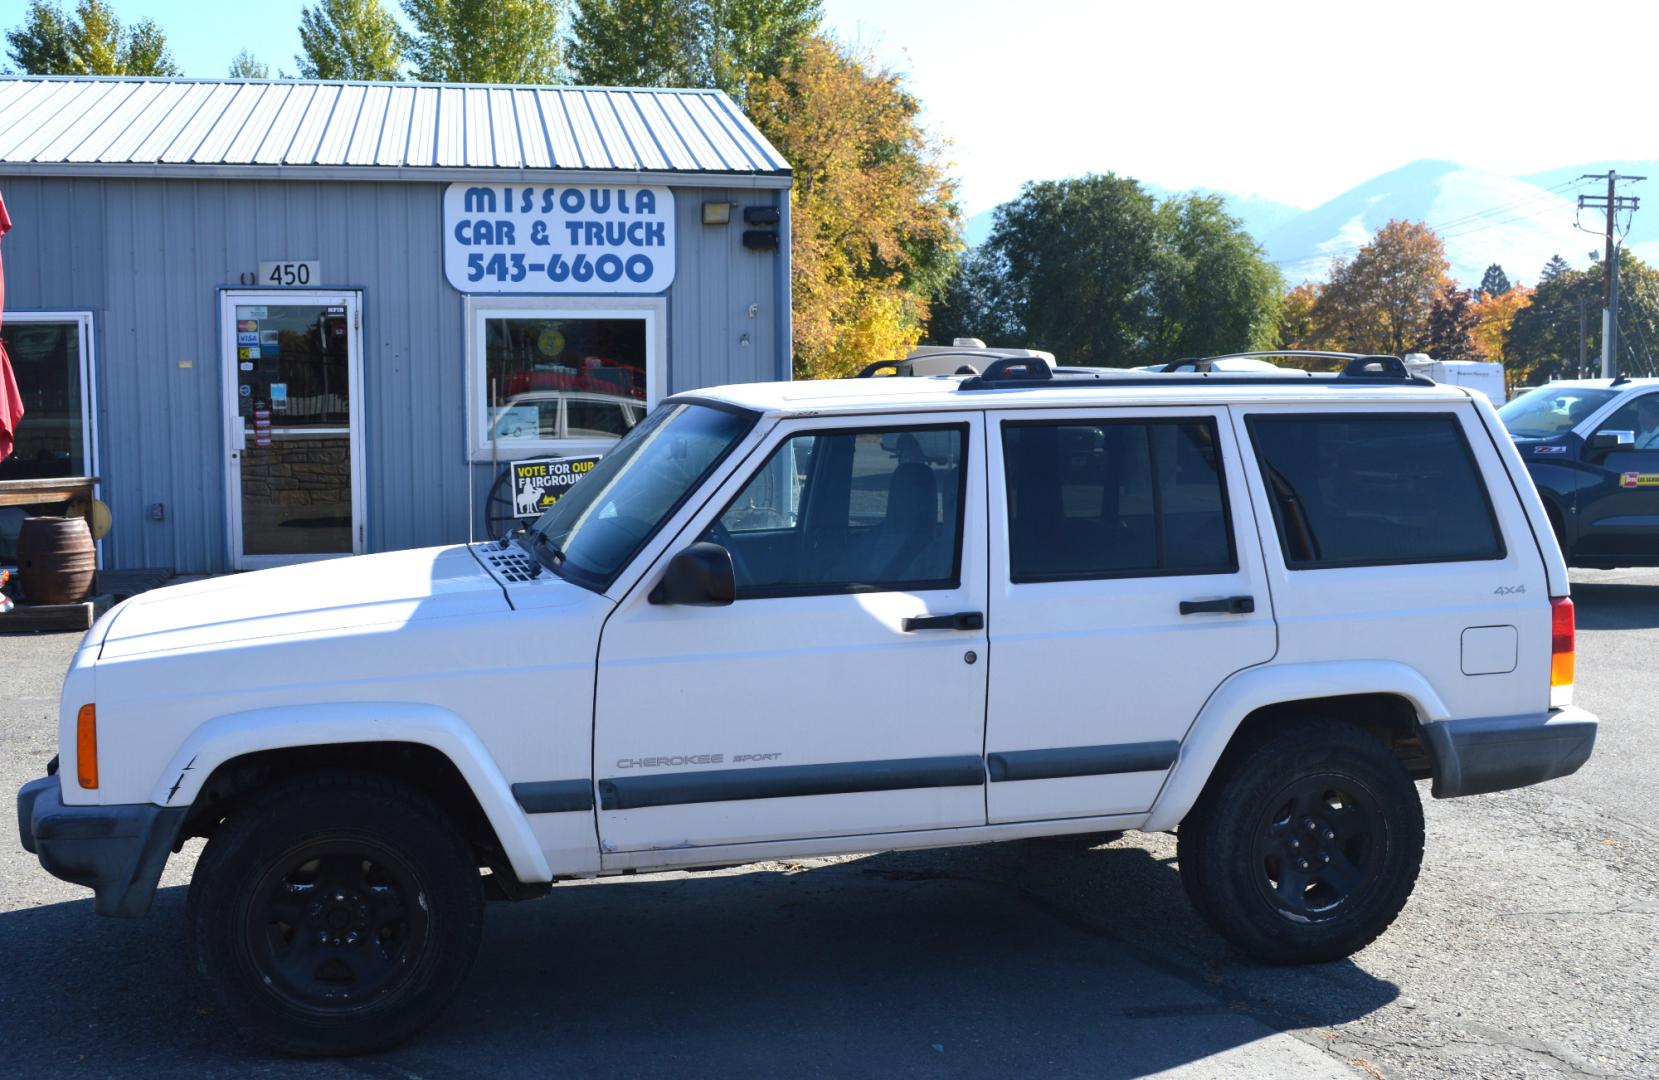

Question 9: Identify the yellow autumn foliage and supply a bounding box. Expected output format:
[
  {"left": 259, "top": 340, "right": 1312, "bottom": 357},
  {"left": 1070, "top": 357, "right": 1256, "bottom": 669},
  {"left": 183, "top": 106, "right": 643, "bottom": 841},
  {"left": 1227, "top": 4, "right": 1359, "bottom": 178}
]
[{"left": 748, "top": 36, "right": 958, "bottom": 379}]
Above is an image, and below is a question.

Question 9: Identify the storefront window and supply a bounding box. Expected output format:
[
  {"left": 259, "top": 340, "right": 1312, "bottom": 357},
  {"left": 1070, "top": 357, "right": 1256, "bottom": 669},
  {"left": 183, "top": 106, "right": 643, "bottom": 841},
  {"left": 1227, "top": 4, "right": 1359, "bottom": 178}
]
[
  {"left": 469, "top": 299, "right": 663, "bottom": 460},
  {"left": 0, "top": 314, "right": 94, "bottom": 482}
]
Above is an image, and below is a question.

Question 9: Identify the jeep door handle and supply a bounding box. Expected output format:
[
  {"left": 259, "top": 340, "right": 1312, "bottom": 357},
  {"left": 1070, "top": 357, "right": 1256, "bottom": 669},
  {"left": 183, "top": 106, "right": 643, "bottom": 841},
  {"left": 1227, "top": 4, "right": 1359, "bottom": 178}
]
[
  {"left": 902, "top": 611, "right": 985, "bottom": 632},
  {"left": 1179, "top": 596, "right": 1255, "bottom": 615}
]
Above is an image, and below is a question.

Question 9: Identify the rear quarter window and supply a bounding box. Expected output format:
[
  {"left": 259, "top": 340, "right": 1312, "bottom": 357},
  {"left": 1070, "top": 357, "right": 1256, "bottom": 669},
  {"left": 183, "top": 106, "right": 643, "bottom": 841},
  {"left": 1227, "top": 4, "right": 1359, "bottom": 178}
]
[{"left": 1246, "top": 412, "right": 1505, "bottom": 569}]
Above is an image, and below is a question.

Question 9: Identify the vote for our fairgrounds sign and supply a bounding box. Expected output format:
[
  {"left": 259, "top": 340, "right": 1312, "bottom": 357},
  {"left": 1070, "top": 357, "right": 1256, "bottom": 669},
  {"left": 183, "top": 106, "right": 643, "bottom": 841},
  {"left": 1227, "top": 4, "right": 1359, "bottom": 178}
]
[{"left": 443, "top": 183, "right": 676, "bottom": 294}]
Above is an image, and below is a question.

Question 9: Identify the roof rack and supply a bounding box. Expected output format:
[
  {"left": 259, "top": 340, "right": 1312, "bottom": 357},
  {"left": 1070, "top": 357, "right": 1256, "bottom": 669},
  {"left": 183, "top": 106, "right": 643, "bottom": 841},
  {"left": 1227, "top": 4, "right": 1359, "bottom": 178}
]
[
  {"left": 856, "top": 356, "right": 982, "bottom": 378},
  {"left": 959, "top": 353, "right": 1435, "bottom": 392}
]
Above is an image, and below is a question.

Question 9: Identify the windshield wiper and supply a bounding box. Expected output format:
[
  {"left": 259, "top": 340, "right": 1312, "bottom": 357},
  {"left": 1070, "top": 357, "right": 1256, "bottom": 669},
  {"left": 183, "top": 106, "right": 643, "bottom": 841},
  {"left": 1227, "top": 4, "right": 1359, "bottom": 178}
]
[{"left": 522, "top": 530, "right": 566, "bottom": 574}]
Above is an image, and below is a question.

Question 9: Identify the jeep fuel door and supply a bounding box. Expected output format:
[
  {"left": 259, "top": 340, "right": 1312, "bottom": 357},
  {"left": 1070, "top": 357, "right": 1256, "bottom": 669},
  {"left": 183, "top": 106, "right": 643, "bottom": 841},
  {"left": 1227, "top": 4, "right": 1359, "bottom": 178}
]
[
  {"left": 983, "top": 407, "right": 1277, "bottom": 823},
  {"left": 593, "top": 414, "right": 990, "bottom": 852}
]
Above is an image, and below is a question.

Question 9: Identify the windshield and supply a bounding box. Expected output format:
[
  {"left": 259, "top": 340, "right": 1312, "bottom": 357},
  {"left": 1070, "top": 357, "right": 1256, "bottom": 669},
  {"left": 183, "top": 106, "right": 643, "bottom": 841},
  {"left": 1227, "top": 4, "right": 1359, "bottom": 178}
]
[
  {"left": 523, "top": 403, "right": 755, "bottom": 591},
  {"left": 1498, "top": 386, "right": 1618, "bottom": 438}
]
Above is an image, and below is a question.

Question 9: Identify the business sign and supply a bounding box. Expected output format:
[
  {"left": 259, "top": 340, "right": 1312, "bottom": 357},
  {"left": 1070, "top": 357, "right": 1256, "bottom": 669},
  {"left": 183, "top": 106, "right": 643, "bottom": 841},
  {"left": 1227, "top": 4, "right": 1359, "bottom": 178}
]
[
  {"left": 511, "top": 455, "right": 601, "bottom": 517},
  {"left": 443, "top": 184, "right": 675, "bottom": 295},
  {"left": 258, "top": 260, "right": 320, "bottom": 287}
]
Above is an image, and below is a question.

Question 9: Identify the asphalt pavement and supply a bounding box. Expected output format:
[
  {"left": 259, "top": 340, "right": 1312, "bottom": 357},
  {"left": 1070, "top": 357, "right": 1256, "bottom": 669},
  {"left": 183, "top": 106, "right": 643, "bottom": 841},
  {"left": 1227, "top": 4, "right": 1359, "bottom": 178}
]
[{"left": 2, "top": 569, "right": 1656, "bottom": 1078}]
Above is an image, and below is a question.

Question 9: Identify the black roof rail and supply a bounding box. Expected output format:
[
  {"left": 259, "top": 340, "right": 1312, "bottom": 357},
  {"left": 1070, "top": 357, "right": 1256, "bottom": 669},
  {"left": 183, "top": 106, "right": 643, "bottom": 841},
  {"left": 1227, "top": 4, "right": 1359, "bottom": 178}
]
[
  {"left": 958, "top": 358, "right": 1436, "bottom": 393},
  {"left": 856, "top": 358, "right": 912, "bottom": 378}
]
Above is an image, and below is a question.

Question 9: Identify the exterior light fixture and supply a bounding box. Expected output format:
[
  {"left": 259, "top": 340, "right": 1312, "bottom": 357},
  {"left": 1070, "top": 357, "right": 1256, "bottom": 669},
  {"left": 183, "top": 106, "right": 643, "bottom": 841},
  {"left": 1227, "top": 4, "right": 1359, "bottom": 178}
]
[{"left": 701, "top": 202, "right": 733, "bottom": 226}]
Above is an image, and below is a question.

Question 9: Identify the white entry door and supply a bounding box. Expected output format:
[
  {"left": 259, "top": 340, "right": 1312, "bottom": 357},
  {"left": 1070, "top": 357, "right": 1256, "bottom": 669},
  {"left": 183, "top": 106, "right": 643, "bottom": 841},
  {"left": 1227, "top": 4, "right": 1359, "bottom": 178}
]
[{"left": 220, "top": 291, "right": 365, "bottom": 569}]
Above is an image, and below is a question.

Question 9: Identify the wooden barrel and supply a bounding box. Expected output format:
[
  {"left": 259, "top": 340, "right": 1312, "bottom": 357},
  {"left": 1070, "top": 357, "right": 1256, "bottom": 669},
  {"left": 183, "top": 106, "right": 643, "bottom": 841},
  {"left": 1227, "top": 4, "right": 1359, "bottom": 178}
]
[{"left": 17, "top": 515, "right": 97, "bottom": 605}]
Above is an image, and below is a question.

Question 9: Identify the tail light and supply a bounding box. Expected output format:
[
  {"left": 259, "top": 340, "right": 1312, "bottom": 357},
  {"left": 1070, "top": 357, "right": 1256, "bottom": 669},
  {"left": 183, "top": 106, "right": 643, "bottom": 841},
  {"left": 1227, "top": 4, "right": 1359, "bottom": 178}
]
[
  {"left": 1550, "top": 597, "right": 1575, "bottom": 707},
  {"left": 75, "top": 703, "right": 99, "bottom": 789}
]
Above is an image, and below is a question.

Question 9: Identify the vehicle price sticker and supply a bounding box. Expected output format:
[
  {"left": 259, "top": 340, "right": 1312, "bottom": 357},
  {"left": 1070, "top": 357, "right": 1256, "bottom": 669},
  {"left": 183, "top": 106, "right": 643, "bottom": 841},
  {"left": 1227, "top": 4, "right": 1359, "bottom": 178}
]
[{"left": 511, "top": 456, "right": 601, "bottom": 517}]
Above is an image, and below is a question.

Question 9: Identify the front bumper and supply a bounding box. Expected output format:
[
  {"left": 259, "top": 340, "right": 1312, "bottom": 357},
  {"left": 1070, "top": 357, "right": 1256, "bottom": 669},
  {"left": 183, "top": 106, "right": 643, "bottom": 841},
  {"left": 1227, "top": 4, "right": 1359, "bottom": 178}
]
[
  {"left": 16, "top": 774, "right": 187, "bottom": 918},
  {"left": 1421, "top": 705, "right": 1598, "bottom": 799}
]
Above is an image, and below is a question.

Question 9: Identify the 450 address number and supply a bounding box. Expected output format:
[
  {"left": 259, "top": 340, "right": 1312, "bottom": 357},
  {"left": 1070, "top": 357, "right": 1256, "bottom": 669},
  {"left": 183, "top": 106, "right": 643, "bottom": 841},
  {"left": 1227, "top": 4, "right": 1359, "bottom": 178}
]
[{"left": 466, "top": 251, "right": 655, "bottom": 285}]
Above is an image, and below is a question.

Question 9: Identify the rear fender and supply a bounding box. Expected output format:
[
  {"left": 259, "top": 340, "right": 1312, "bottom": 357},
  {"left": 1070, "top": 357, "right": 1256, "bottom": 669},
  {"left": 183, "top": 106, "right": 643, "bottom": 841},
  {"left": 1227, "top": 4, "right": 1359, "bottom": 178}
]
[{"left": 1142, "top": 660, "right": 1449, "bottom": 833}]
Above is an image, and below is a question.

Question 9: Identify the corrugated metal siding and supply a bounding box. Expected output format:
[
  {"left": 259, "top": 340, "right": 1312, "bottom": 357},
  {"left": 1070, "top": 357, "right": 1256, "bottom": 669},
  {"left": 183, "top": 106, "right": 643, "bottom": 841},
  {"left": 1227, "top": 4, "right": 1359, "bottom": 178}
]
[
  {"left": 0, "top": 77, "right": 789, "bottom": 177},
  {"left": 0, "top": 176, "right": 787, "bottom": 572}
]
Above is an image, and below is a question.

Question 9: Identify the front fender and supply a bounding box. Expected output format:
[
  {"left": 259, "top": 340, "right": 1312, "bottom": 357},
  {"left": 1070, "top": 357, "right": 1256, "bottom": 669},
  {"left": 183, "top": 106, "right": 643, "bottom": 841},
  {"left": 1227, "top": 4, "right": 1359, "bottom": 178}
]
[
  {"left": 1141, "top": 661, "right": 1449, "bottom": 833},
  {"left": 149, "top": 702, "right": 552, "bottom": 884}
]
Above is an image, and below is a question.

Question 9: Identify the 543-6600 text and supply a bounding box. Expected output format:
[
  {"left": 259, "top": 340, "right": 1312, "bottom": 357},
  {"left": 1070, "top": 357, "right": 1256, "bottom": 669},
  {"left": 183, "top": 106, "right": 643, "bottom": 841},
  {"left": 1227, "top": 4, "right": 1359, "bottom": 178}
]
[{"left": 466, "top": 252, "right": 654, "bottom": 285}]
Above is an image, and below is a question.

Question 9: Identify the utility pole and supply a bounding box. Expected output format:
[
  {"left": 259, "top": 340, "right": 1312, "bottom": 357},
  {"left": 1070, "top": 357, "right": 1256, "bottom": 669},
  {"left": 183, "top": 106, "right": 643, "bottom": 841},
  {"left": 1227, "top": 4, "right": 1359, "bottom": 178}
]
[{"left": 1580, "top": 171, "right": 1645, "bottom": 378}]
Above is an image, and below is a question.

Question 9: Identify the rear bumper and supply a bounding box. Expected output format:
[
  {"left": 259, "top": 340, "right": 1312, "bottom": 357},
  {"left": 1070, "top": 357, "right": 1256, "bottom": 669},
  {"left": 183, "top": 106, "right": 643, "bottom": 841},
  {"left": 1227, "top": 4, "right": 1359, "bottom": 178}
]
[
  {"left": 1422, "top": 706, "right": 1598, "bottom": 799},
  {"left": 16, "top": 774, "right": 187, "bottom": 918}
]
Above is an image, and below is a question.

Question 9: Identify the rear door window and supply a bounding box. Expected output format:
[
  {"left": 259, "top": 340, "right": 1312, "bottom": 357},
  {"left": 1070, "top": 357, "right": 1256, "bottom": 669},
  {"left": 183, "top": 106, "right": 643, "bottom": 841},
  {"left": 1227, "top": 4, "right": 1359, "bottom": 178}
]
[
  {"left": 1246, "top": 413, "right": 1504, "bottom": 568},
  {"left": 1001, "top": 418, "right": 1235, "bottom": 582}
]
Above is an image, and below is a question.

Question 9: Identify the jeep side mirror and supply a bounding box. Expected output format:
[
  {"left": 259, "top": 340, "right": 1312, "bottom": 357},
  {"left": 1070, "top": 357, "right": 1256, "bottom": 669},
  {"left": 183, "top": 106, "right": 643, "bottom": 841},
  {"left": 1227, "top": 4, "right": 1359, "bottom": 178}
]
[
  {"left": 649, "top": 542, "right": 735, "bottom": 606},
  {"left": 1590, "top": 430, "right": 1636, "bottom": 452}
]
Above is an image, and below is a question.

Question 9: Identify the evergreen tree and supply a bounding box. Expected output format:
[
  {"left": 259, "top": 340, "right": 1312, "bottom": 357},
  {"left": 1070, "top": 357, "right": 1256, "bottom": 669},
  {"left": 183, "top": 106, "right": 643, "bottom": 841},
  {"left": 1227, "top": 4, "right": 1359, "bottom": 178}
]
[
  {"left": 298, "top": 0, "right": 405, "bottom": 80},
  {"left": 1539, "top": 254, "right": 1572, "bottom": 284},
  {"left": 1478, "top": 263, "right": 1511, "bottom": 298}
]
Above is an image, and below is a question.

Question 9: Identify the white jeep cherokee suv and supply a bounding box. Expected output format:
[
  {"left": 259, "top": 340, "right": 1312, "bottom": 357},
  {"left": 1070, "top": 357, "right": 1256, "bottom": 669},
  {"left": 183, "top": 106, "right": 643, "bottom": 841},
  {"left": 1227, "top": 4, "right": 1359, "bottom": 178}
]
[{"left": 17, "top": 354, "right": 1597, "bottom": 1055}]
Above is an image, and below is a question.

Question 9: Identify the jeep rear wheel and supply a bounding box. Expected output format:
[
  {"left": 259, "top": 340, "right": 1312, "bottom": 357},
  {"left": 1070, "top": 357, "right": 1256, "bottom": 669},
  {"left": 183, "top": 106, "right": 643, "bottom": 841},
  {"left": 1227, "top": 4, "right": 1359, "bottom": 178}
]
[
  {"left": 1177, "top": 721, "right": 1424, "bottom": 964},
  {"left": 187, "top": 771, "right": 484, "bottom": 1055}
]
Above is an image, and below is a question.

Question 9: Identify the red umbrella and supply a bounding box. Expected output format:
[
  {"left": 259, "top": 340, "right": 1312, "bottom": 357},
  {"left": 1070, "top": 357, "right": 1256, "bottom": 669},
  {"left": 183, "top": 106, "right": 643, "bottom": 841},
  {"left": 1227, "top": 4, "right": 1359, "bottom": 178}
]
[{"left": 0, "top": 191, "right": 22, "bottom": 462}]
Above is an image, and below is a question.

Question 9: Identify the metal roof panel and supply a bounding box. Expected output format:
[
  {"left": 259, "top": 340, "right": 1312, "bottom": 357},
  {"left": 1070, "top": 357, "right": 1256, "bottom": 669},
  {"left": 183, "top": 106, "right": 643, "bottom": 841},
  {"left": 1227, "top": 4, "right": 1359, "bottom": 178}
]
[{"left": 0, "top": 76, "right": 789, "bottom": 178}]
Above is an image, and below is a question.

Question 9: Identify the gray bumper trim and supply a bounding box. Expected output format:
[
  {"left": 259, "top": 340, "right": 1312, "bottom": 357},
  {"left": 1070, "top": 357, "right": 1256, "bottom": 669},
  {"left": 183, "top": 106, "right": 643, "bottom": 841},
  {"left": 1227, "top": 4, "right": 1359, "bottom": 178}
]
[
  {"left": 16, "top": 775, "right": 188, "bottom": 918},
  {"left": 1421, "top": 706, "right": 1598, "bottom": 799}
]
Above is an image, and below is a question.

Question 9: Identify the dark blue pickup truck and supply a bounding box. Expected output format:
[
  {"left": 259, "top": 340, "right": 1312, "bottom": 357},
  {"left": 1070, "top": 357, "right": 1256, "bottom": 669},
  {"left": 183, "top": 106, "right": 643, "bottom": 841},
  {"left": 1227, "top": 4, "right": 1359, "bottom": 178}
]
[{"left": 1501, "top": 379, "right": 1659, "bottom": 567}]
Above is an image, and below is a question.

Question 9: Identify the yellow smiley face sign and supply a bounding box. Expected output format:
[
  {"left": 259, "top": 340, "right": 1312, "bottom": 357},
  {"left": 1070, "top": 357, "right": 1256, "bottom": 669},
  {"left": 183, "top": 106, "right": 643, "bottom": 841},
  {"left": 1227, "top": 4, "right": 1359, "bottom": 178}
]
[{"left": 537, "top": 328, "right": 566, "bottom": 357}]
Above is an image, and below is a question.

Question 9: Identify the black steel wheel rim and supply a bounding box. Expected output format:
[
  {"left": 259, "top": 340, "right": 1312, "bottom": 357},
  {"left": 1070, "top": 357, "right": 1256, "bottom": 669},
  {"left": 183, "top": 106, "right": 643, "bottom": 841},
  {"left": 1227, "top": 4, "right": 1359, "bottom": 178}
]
[
  {"left": 244, "top": 839, "right": 430, "bottom": 1014},
  {"left": 1249, "top": 774, "right": 1384, "bottom": 925}
]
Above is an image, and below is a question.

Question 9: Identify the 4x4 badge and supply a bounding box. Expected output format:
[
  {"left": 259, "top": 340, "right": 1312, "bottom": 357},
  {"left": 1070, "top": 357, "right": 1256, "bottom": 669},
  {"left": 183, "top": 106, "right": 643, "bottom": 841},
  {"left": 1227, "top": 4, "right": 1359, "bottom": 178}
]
[{"left": 1493, "top": 585, "right": 1526, "bottom": 595}]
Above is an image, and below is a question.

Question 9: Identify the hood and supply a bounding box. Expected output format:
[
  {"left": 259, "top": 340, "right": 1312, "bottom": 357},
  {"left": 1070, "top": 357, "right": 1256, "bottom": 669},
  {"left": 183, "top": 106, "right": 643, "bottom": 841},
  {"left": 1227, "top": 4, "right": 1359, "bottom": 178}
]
[{"left": 96, "top": 545, "right": 508, "bottom": 659}]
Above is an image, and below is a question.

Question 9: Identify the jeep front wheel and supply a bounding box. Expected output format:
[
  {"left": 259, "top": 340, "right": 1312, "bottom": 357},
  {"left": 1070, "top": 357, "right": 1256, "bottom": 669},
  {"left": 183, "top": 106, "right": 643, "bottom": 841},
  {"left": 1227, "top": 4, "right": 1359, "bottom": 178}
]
[
  {"left": 187, "top": 770, "right": 485, "bottom": 1055},
  {"left": 1177, "top": 721, "right": 1425, "bottom": 964}
]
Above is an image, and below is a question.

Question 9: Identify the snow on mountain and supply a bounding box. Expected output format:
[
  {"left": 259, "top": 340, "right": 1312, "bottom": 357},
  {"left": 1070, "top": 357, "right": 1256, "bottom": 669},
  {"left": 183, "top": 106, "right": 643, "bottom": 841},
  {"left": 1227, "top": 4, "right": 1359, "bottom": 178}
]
[{"left": 1259, "top": 160, "right": 1594, "bottom": 287}]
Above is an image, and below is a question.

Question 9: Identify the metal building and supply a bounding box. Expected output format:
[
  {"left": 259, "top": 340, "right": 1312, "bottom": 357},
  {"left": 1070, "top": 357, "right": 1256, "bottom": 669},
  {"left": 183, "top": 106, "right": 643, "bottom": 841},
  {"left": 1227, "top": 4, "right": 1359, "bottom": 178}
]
[{"left": 0, "top": 75, "right": 792, "bottom": 573}]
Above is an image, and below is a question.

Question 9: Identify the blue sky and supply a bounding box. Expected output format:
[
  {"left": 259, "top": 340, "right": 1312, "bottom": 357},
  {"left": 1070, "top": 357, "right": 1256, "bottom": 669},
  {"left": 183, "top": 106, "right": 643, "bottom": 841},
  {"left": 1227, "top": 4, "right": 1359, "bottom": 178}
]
[{"left": 9, "top": 0, "right": 1659, "bottom": 217}]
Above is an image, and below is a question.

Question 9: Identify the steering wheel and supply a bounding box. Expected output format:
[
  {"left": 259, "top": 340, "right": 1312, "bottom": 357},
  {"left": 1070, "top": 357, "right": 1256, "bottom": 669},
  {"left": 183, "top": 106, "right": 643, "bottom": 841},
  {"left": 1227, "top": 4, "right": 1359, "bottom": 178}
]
[{"left": 704, "top": 520, "right": 754, "bottom": 587}]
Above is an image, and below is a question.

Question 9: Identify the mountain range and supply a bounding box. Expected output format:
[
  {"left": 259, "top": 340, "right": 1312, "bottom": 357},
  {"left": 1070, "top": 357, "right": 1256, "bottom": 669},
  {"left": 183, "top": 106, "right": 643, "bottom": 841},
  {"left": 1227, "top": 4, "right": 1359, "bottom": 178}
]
[{"left": 963, "top": 159, "right": 1659, "bottom": 288}]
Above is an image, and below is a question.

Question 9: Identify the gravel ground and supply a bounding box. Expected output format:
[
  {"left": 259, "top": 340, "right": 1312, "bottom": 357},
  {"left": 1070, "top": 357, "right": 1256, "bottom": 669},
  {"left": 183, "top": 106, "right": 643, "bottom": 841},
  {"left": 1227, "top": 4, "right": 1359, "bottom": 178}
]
[{"left": 2, "top": 568, "right": 1655, "bottom": 1078}]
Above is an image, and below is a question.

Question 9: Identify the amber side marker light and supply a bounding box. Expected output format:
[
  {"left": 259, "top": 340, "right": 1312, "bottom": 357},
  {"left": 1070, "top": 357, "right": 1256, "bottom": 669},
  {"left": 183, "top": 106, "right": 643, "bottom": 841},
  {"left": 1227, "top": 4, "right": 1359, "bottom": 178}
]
[
  {"left": 1550, "top": 597, "right": 1576, "bottom": 690},
  {"left": 76, "top": 704, "right": 98, "bottom": 789}
]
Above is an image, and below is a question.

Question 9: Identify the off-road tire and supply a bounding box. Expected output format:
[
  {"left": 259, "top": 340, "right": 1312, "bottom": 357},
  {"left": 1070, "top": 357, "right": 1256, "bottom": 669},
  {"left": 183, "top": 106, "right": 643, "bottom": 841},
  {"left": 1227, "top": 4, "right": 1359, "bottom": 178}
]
[
  {"left": 1177, "top": 720, "right": 1424, "bottom": 964},
  {"left": 187, "top": 770, "right": 485, "bottom": 1055}
]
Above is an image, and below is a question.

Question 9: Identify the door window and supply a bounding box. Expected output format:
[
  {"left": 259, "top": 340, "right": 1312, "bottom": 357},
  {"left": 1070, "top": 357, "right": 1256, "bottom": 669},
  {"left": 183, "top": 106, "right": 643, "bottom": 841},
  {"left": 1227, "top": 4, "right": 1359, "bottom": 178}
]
[
  {"left": 1001, "top": 418, "right": 1235, "bottom": 582},
  {"left": 1594, "top": 394, "right": 1659, "bottom": 449},
  {"left": 708, "top": 425, "right": 967, "bottom": 596},
  {"left": 230, "top": 299, "right": 357, "bottom": 559}
]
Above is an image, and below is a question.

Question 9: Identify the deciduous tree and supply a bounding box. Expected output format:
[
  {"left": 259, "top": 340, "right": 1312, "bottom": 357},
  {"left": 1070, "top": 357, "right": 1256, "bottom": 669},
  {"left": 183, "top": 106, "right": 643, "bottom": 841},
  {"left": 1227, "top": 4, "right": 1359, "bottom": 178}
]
[
  {"left": 5, "top": 1, "right": 72, "bottom": 74},
  {"left": 1276, "top": 281, "right": 1321, "bottom": 351},
  {"left": 1506, "top": 253, "right": 1659, "bottom": 382},
  {"left": 1149, "top": 193, "right": 1283, "bottom": 360},
  {"left": 7, "top": 0, "right": 178, "bottom": 75},
  {"left": 228, "top": 49, "right": 270, "bottom": 79},
  {"left": 402, "top": 0, "right": 563, "bottom": 83},
  {"left": 1423, "top": 283, "right": 1481, "bottom": 361},
  {"left": 569, "top": 0, "right": 819, "bottom": 101},
  {"left": 747, "top": 36, "right": 958, "bottom": 378},
  {"left": 1311, "top": 219, "right": 1449, "bottom": 355},
  {"left": 298, "top": 0, "right": 405, "bottom": 80},
  {"left": 1470, "top": 285, "right": 1531, "bottom": 365}
]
